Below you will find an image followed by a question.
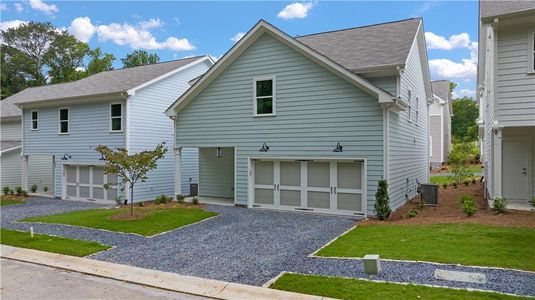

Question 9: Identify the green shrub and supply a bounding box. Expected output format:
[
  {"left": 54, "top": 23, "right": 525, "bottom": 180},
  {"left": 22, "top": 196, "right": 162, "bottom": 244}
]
[
  {"left": 471, "top": 178, "right": 476, "bottom": 184},
  {"left": 192, "top": 196, "right": 199, "bottom": 205},
  {"left": 463, "top": 180, "right": 470, "bottom": 186},
  {"left": 442, "top": 183, "right": 448, "bottom": 189},
  {"left": 21, "top": 190, "right": 28, "bottom": 197},
  {"left": 114, "top": 195, "right": 124, "bottom": 206},
  {"left": 30, "top": 184, "right": 38, "bottom": 193},
  {"left": 405, "top": 209, "right": 418, "bottom": 218},
  {"left": 531, "top": 197, "right": 535, "bottom": 207},
  {"left": 458, "top": 195, "right": 476, "bottom": 217},
  {"left": 3, "top": 186, "right": 10, "bottom": 195},
  {"left": 176, "top": 194, "right": 185, "bottom": 203},
  {"left": 448, "top": 143, "right": 476, "bottom": 183},
  {"left": 9, "top": 189, "right": 14, "bottom": 195},
  {"left": 43, "top": 186, "right": 48, "bottom": 192},
  {"left": 15, "top": 186, "right": 23, "bottom": 196},
  {"left": 374, "top": 179, "right": 391, "bottom": 220},
  {"left": 493, "top": 197, "right": 507, "bottom": 214},
  {"left": 155, "top": 194, "right": 171, "bottom": 204},
  {"left": 452, "top": 182, "right": 458, "bottom": 189}
]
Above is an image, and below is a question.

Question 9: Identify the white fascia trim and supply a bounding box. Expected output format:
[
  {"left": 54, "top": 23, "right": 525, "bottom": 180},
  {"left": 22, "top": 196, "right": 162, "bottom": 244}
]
[
  {"left": 165, "top": 20, "right": 394, "bottom": 116},
  {"left": 127, "top": 56, "right": 214, "bottom": 96},
  {"left": 1, "top": 145, "right": 22, "bottom": 154},
  {"left": 433, "top": 93, "right": 447, "bottom": 105}
]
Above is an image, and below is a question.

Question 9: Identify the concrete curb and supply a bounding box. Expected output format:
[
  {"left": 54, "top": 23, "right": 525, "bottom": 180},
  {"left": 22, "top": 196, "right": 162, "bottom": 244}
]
[{"left": 0, "top": 245, "right": 335, "bottom": 300}]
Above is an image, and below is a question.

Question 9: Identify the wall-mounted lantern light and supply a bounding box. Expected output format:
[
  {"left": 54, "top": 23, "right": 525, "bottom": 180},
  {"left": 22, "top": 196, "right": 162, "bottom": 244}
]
[
  {"left": 333, "top": 142, "right": 343, "bottom": 153},
  {"left": 61, "top": 153, "right": 71, "bottom": 160},
  {"left": 259, "top": 143, "right": 269, "bottom": 152}
]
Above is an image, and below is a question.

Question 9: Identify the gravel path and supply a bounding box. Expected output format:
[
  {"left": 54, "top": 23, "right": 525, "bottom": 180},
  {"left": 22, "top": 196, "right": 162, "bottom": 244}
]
[{"left": 2, "top": 197, "right": 534, "bottom": 296}]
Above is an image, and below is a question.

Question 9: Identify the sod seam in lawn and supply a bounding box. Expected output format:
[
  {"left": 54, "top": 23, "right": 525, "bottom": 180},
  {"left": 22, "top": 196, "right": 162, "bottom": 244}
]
[
  {"left": 21, "top": 206, "right": 218, "bottom": 236},
  {"left": 0, "top": 228, "right": 110, "bottom": 257},
  {"left": 270, "top": 273, "right": 530, "bottom": 300},
  {"left": 316, "top": 224, "right": 535, "bottom": 271}
]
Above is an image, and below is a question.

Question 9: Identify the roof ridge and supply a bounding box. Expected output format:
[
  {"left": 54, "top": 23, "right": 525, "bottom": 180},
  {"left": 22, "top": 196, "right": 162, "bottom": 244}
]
[{"left": 295, "top": 17, "right": 421, "bottom": 38}]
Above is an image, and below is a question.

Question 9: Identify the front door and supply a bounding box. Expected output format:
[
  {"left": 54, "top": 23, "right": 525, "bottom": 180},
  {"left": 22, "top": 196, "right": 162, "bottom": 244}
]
[{"left": 502, "top": 139, "right": 529, "bottom": 201}]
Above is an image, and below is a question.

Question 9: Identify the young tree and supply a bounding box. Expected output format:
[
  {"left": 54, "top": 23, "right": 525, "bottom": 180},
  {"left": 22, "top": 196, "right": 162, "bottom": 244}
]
[
  {"left": 374, "top": 179, "right": 391, "bottom": 220},
  {"left": 87, "top": 48, "right": 115, "bottom": 75},
  {"left": 95, "top": 143, "right": 168, "bottom": 216},
  {"left": 121, "top": 50, "right": 159, "bottom": 68}
]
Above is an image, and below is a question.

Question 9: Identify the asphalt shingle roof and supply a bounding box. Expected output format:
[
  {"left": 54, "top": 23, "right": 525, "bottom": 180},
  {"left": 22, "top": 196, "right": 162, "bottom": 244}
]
[
  {"left": 431, "top": 80, "right": 451, "bottom": 101},
  {"left": 2, "top": 56, "right": 204, "bottom": 106},
  {"left": 1, "top": 96, "right": 22, "bottom": 118},
  {"left": 296, "top": 18, "right": 421, "bottom": 72},
  {"left": 480, "top": 0, "right": 535, "bottom": 19}
]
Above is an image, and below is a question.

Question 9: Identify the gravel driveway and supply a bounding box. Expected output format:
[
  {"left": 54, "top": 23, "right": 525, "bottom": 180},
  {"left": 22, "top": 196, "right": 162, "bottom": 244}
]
[{"left": 2, "top": 197, "right": 534, "bottom": 296}]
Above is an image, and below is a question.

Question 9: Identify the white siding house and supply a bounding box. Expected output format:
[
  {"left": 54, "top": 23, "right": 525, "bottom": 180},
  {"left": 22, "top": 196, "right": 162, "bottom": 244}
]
[
  {"left": 429, "top": 80, "right": 453, "bottom": 167},
  {"left": 166, "top": 19, "right": 432, "bottom": 216},
  {"left": 477, "top": 1, "right": 535, "bottom": 208},
  {"left": 3, "top": 56, "right": 213, "bottom": 202}
]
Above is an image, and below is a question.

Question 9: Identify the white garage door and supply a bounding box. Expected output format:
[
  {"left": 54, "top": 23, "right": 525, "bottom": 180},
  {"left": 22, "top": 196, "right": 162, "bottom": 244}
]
[
  {"left": 253, "top": 159, "right": 365, "bottom": 215},
  {"left": 64, "top": 165, "right": 118, "bottom": 201}
]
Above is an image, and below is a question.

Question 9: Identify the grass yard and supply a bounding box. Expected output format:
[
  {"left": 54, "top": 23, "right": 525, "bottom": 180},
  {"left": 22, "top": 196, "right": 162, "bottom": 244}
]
[
  {"left": 21, "top": 205, "right": 218, "bottom": 236},
  {"left": 429, "top": 176, "right": 480, "bottom": 185},
  {"left": 316, "top": 224, "right": 535, "bottom": 271},
  {"left": 0, "top": 228, "right": 110, "bottom": 256},
  {"left": 270, "top": 273, "right": 530, "bottom": 300},
  {"left": 0, "top": 195, "right": 26, "bottom": 206}
]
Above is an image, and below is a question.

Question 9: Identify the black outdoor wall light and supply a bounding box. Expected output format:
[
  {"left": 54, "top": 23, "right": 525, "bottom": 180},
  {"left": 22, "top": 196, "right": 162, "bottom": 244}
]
[
  {"left": 333, "top": 142, "right": 343, "bottom": 152},
  {"left": 259, "top": 143, "right": 270, "bottom": 152},
  {"left": 61, "top": 153, "right": 71, "bottom": 160}
]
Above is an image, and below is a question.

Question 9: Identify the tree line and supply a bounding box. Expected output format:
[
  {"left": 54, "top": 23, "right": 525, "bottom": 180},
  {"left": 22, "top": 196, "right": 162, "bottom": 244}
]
[
  {"left": 1, "top": 21, "right": 161, "bottom": 99},
  {"left": 449, "top": 82, "right": 479, "bottom": 143}
]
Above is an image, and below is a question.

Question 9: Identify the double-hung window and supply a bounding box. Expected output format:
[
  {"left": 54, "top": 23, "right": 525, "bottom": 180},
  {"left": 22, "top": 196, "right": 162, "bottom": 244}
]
[
  {"left": 407, "top": 90, "right": 412, "bottom": 121},
  {"left": 253, "top": 76, "right": 275, "bottom": 116},
  {"left": 59, "top": 108, "right": 69, "bottom": 134},
  {"left": 110, "top": 103, "right": 122, "bottom": 132},
  {"left": 31, "top": 110, "right": 39, "bottom": 130}
]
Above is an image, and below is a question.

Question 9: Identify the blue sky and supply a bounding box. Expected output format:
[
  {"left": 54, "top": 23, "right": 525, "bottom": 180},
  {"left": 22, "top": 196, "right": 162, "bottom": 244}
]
[{"left": 0, "top": 0, "right": 479, "bottom": 98}]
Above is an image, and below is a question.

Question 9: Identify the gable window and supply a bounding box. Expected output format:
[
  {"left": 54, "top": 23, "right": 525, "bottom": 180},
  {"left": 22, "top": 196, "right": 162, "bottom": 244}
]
[
  {"left": 407, "top": 90, "right": 412, "bottom": 121},
  {"left": 110, "top": 103, "right": 122, "bottom": 132},
  {"left": 253, "top": 76, "right": 275, "bottom": 116},
  {"left": 415, "top": 97, "right": 419, "bottom": 124},
  {"left": 31, "top": 110, "right": 39, "bottom": 130},
  {"left": 59, "top": 108, "right": 69, "bottom": 134}
]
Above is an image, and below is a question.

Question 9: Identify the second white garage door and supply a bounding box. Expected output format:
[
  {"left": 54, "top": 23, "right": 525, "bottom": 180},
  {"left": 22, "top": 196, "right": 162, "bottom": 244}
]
[
  {"left": 64, "top": 165, "right": 118, "bottom": 201},
  {"left": 252, "top": 159, "right": 366, "bottom": 216}
]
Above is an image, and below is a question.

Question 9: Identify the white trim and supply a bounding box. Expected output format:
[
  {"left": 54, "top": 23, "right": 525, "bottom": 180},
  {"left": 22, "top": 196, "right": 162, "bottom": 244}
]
[
  {"left": 440, "top": 111, "right": 444, "bottom": 162},
  {"left": 174, "top": 148, "right": 182, "bottom": 197},
  {"left": 407, "top": 90, "right": 412, "bottom": 122},
  {"left": 165, "top": 20, "right": 394, "bottom": 116},
  {"left": 126, "top": 56, "right": 214, "bottom": 96},
  {"left": 30, "top": 110, "right": 39, "bottom": 130},
  {"left": 109, "top": 102, "right": 123, "bottom": 133},
  {"left": 382, "top": 106, "right": 389, "bottom": 181},
  {"left": 252, "top": 75, "right": 276, "bottom": 117},
  {"left": 58, "top": 107, "right": 70, "bottom": 135},
  {"left": 234, "top": 147, "right": 237, "bottom": 204}
]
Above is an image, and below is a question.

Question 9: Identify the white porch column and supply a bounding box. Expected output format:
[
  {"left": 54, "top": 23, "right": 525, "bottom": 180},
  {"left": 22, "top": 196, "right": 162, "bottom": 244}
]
[
  {"left": 493, "top": 128, "right": 503, "bottom": 198},
  {"left": 51, "top": 155, "right": 56, "bottom": 195},
  {"left": 174, "top": 148, "right": 182, "bottom": 198},
  {"left": 21, "top": 155, "right": 29, "bottom": 190}
]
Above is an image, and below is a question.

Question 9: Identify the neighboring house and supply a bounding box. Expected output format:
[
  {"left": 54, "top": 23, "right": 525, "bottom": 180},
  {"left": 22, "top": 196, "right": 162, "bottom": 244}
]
[
  {"left": 429, "top": 80, "right": 453, "bottom": 167},
  {"left": 1, "top": 97, "right": 53, "bottom": 191},
  {"left": 477, "top": 1, "right": 535, "bottom": 207},
  {"left": 3, "top": 56, "right": 213, "bottom": 202},
  {"left": 166, "top": 19, "right": 432, "bottom": 216}
]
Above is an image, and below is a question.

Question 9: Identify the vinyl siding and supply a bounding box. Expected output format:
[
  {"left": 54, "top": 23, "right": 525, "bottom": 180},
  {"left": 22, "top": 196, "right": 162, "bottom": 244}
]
[
  {"left": 128, "top": 60, "right": 211, "bottom": 200},
  {"left": 496, "top": 22, "right": 535, "bottom": 126},
  {"left": 1, "top": 120, "right": 21, "bottom": 140},
  {"left": 482, "top": 23, "right": 496, "bottom": 198},
  {"left": 181, "top": 148, "right": 198, "bottom": 195},
  {"left": 23, "top": 101, "right": 126, "bottom": 198},
  {"left": 429, "top": 115, "right": 442, "bottom": 162},
  {"left": 388, "top": 35, "right": 429, "bottom": 209},
  {"left": 368, "top": 76, "right": 397, "bottom": 96},
  {"left": 199, "top": 147, "right": 234, "bottom": 198},
  {"left": 175, "top": 33, "right": 384, "bottom": 213},
  {"left": 1, "top": 150, "right": 21, "bottom": 188}
]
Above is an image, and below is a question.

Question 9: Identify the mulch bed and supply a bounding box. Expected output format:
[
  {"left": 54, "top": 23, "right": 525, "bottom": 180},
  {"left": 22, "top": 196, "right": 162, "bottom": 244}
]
[{"left": 363, "top": 183, "right": 535, "bottom": 228}]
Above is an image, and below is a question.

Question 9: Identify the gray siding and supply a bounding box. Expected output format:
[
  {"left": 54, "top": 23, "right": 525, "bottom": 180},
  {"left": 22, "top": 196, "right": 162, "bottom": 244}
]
[
  {"left": 388, "top": 36, "right": 429, "bottom": 209},
  {"left": 429, "top": 115, "right": 442, "bottom": 162},
  {"left": 181, "top": 148, "right": 198, "bottom": 195},
  {"left": 175, "top": 33, "right": 384, "bottom": 213},
  {"left": 1, "top": 120, "right": 21, "bottom": 140},
  {"left": 368, "top": 76, "right": 397, "bottom": 95},
  {"left": 199, "top": 147, "right": 234, "bottom": 198},
  {"left": 1, "top": 150, "right": 21, "bottom": 188},
  {"left": 128, "top": 60, "right": 211, "bottom": 200}
]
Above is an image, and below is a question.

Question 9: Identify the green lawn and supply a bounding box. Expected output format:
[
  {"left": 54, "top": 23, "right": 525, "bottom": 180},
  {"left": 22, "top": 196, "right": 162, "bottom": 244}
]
[
  {"left": 0, "top": 199, "right": 25, "bottom": 206},
  {"left": 0, "top": 228, "right": 110, "bottom": 256},
  {"left": 468, "top": 164, "right": 482, "bottom": 173},
  {"left": 429, "top": 176, "right": 480, "bottom": 185},
  {"left": 316, "top": 224, "right": 535, "bottom": 271},
  {"left": 271, "top": 273, "right": 529, "bottom": 300},
  {"left": 21, "top": 206, "right": 218, "bottom": 236}
]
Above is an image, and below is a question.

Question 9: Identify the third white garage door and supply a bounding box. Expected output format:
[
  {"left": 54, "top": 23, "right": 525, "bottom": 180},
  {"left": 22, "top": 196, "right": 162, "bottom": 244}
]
[{"left": 252, "top": 159, "right": 366, "bottom": 216}]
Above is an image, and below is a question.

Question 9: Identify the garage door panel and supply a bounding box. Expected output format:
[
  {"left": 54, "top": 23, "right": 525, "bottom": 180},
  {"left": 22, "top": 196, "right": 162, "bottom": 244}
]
[
  {"left": 80, "top": 186, "right": 90, "bottom": 198},
  {"left": 307, "top": 162, "right": 330, "bottom": 188},
  {"left": 307, "top": 191, "right": 330, "bottom": 209},
  {"left": 64, "top": 165, "right": 116, "bottom": 202},
  {"left": 280, "top": 190, "right": 300, "bottom": 206},
  {"left": 280, "top": 162, "right": 300, "bottom": 186},
  {"left": 337, "top": 193, "right": 362, "bottom": 211},
  {"left": 255, "top": 188, "right": 274, "bottom": 205},
  {"left": 67, "top": 186, "right": 77, "bottom": 198},
  {"left": 79, "top": 167, "right": 90, "bottom": 185},
  {"left": 93, "top": 168, "right": 104, "bottom": 185},
  {"left": 337, "top": 162, "right": 362, "bottom": 190},
  {"left": 107, "top": 188, "right": 118, "bottom": 201},
  {"left": 255, "top": 161, "right": 274, "bottom": 185},
  {"left": 93, "top": 187, "right": 104, "bottom": 200},
  {"left": 66, "top": 167, "right": 77, "bottom": 184}
]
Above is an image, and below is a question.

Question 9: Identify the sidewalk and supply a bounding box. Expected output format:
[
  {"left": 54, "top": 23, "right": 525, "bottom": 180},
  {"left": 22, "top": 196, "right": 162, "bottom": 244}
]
[{"left": 0, "top": 245, "right": 334, "bottom": 300}]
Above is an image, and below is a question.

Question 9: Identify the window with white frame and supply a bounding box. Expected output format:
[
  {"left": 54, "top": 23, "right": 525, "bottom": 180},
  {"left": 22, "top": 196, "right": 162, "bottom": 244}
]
[
  {"left": 110, "top": 103, "right": 122, "bottom": 132},
  {"left": 253, "top": 76, "right": 275, "bottom": 116},
  {"left": 31, "top": 110, "right": 39, "bottom": 130},
  {"left": 407, "top": 90, "right": 412, "bottom": 121},
  {"left": 530, "top": 30, "right": 535, "bottom": 72},
  {"left": 59, "top": 108, "right": 69, "bottom": 134},
  {"left": 415, "top": 97, "right": 419, "bottom": 123}
]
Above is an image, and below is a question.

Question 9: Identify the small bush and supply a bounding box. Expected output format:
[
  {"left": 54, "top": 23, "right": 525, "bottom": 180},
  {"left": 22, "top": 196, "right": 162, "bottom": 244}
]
[
  {"left": 458, "top": 195, "right": 476, "bottom": 217},
  {"left": 9, "top": 189, "right": 14, "bottom": 195},
  {"left": 374, "top": 179, "right": 391, "bottom": 220},
  {"left": 3, "top": 186, "right": 10, "bottom": 195},
  {"left": 531, "top": 197, "right": 535, "bottom": 208},
  {"left": 463, "top": 180, "right": 470, "bottom": 186},
  {"left": 114, "top": 195, "right": 124, "bottom": 206},
  {"left": 192, "top": 196, "right": 199, "bottom": 205},
  {"left": 405, "top": 209, "right": 418, "bottom": 218},
  {"left": 15, "top": 186, "right": 23, "bottom": 196},
  {"left": 176, "top": 193, "right": 185, "bottom": 203},
  {"left": 442, "top": 183, "right": 448, "bottom": 189},
  {"left": 452, "top": 182, "right": 458, "bottom": 189},
  {"left": 493, "top": 197, "right": 507, "bottom": 214},
  {"left": 155, "top": 194, "right": 171, "bottom": 204},
  {"left": 30, "top": 184, "right": 38, "bottom": 193},
  {"left": 21, "top": 190, "right": 28, "bottom": 197},
  {"left": 471, "top": 178, "right": 476, "bottom": 184},
  {"left": 43, "top": 186, "right": 48, "bottom": 192}
]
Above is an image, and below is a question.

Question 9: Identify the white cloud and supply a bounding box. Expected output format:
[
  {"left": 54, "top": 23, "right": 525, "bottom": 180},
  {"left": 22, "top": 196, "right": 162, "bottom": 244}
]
[
  {"left": 29, "top": 0, "right": 58, "bottom": 15},
  {"left": 429, "top": 36, "right": 478, "bottom": 81},
  {"left": 230, "top": 32, "right": 245, "bottom": 43},
  {"left": 277, "top": 2, "right": 315, "bottom": 20},
  {"left": 0, "top": 19, "right": 28, "bottom": 31},
  {"left": 14, "top": 3, "right": 23, "bottom": 12},
  {"left": 0, "top": 3, "right": 8, "bottom": 11},
  {"left": 138, "top": 18, "right": 163, "bottom": 30},
  {"left": 173, "top": 17, "right": 180, "bottom": 25},
  {"left": 425, "top": 32, "right": 471, "bottom": 50},
  {"left": 452, "top": 88, "right": 476, "bottom": 99},
  {"left": 69, "top": 17, "right": 96, "bottom": 42}
]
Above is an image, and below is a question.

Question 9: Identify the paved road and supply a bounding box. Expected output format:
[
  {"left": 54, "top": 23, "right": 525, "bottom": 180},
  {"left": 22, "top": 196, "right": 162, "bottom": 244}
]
[{"left": 0, "top": 259, "right": 210, "bottom": 300}]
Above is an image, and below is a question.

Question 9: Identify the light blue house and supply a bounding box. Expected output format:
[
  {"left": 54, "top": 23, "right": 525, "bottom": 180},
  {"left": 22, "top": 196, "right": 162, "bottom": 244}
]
[
  {"left": 166, "top": 19, "right": 432, "bottom": 216},
  {"left": 6, "top": 56, "right": 213, "bottom": 202}
]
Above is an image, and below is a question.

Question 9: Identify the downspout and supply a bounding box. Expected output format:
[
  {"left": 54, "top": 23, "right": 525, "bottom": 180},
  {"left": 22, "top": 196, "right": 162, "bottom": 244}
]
[
  {"left": 382, "top": 106, "right": 389, "bottom": 182},
  {"left": 120, "top": 92, "right": 130, "bottom": 202}
]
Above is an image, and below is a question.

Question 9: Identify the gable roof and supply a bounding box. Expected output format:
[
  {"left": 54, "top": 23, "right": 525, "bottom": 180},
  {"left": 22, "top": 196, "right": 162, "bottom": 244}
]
[
  {"left": 296, "top": 18, "right": 421, "bottom": 73},
  {"left": 480, "top": 0, "right": 535, "bottom": 19},
  {"left": 1, "top": 96, "right": 22, "bottom": 119},
  {"left": 166, "top": 20, "right": 410, "bottom": 116},
  {"left": 4, "top": 56, "right": 211, "bottom": 107},
  {"left": 431, "top": 80, "right": 451, "bottom": 103}
]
